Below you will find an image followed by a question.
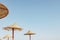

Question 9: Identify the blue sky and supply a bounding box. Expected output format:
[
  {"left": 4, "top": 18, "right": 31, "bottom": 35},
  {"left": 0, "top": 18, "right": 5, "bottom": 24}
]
[{"left": 0, "top": 0, "right": 60, "bottom": 40}]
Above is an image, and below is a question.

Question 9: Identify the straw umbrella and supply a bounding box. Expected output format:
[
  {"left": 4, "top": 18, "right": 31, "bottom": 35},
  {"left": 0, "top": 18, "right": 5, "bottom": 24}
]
[
  {"left": 3, "top": 24, "right": 22, "bottom": 40},
  {"left": 24, "top": 30, "right": 35, "bottom": 40},
  {"left": 3, "top": 34, "right": 11, "bottom": 40},
  {"left": 0, "top": 3, "right": 9, "bottom": 19}
]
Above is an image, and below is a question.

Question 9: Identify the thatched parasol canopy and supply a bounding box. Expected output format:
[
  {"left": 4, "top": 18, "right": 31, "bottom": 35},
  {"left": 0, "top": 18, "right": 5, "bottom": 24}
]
[
  {"left": 0, "top": 3, "right": 9, "bottom": 19},
  {"left": 24, "top": 30, "right": 35, "bottom": 35},
  {"left": 3, "top": 34, "right": 11, "bottom": 39},
  {"left": 3, "top": 24, "right": 22, "bottom": 31}
]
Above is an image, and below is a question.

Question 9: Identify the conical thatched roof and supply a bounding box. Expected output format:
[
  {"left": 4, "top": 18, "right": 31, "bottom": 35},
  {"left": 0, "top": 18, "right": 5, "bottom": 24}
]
[
  {"left": 0, "top": 3, "right": 9, "bottom": 19},
  {"left": 0, "top": 3, "right": 8, "bottom": 10},
  {"left": 3, "top": 34, "right": 11, "bottom": 39},
  {"left": 3, "top": 23, "right": 22, "bottom": 31},
  {"left": 24, "top": 30, "right": 35, "bottom": 35}
]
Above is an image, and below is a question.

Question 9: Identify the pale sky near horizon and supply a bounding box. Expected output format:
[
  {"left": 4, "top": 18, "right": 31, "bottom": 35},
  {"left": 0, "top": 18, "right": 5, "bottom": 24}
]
[{"left": 0, "top": 0, "right": 60, "bottom": 40}]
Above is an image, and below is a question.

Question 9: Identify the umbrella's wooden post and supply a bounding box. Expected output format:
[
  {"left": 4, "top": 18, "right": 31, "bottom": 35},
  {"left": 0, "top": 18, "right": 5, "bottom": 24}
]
[
  {"left": 29, "top": 35, "right": 31, "bottom": 40},
  {"left": 12, "top": 28, "right": 14, "bottom": 40}
]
